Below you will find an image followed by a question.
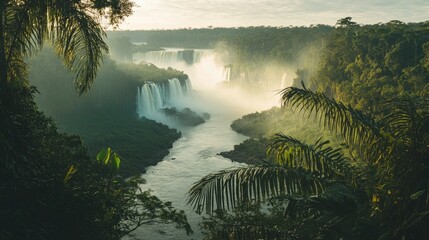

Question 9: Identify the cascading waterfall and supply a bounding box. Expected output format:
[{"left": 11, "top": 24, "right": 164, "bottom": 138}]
[
  {"left": 218, "top": 66, "right": 231, "bottom": 82},
  {"left": 280, "top": 72, "right": 294, "bottom": 89},
  {"left": 136, "top": 78, "right": 193, "bottom": 118},
  {"left": 280, "top": 73, "right": 288, "bottom": 89},
  {"left": 140, "top": 51, "right": 179, "bottom": 65},
  {"left": 192, "top": 50, "right": 210, "bottom": 63},
  {"left": 135, "top": 49, "right": 210, "bottom": 66}
]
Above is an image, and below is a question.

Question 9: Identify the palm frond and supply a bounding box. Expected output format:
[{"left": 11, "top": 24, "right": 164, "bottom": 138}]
[
  {"left": 188, "top": 166, "right": 327, "bottom": 214},
  {"left": 268, "top": 133, "right": 356, "bottom": 183},
  {"left": 3, "top": 1, "right": 107, "bottom": 93},
  {"left": 7, "top": 1, "right": 46, "bottom": 57},
  {"left": 2, "top": 1, "right": 45, "bottom": 82},
  {"left": 280, "top": 87, "right": 387, "bottom": 165},
  {"left": 49, "top": 3, "right": 107, "bottom": 94},
  {"left": 382, "top": 97, "right": 429, "bottom": 149}
]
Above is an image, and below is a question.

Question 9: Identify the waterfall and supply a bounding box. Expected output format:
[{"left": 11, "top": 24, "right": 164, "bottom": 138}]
[
  {"left": 136, "top": 78, "right": 193, "bottom": 118},
  {"left": 280, "top": 73, "right": 289, "bottom": 89},
  {"left": 192, "top": 50, "right": 210, "bottom": 63},
  {"left": 135, "top": 49, "right": 210, "bottom": 66},
  {"left": 218, "top": 66, "right": 231, "bottom": 82}
]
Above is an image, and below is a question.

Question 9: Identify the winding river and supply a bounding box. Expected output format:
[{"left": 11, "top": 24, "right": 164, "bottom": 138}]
[
  {"left": 133, "top": 93, "right": 248, "bottom": 239},
  {"left": 131, "top": 50, "right": 279, "bottom": 239}
]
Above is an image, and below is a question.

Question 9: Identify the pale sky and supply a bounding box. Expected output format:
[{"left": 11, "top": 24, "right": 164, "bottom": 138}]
[{"left": 118, "top": 0, "right": 429, "bottom": 30}]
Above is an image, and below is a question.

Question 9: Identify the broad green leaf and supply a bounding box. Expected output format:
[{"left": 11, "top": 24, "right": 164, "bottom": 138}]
[
  {"left": 104, "top": 147, "right": 111, "bottom": 165},
  {"left": 96, "top": 148, "right": 107, "bottom": 163},
  {"left": 113, "top": 153, "right": 121, "bottom": 169}
]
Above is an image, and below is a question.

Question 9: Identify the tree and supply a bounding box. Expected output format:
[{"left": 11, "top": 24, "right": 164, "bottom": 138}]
[
  {"left": 188, "top": 86, "right": 429, "bottom": 239},
  {"left": 0, "top": 0, "right": 133, "bottom": 95},
  {"left": 335, "top": 17, "right": 358, "bottom": 28},
  {"left": 0, "top": 87, "right": 193, "bottom": 239},
  {"left": 0, "top": 1, "right": 194, "bottom": 239},
  {"left": 0, "top": 0, "right": 134, "bottom": 183}
]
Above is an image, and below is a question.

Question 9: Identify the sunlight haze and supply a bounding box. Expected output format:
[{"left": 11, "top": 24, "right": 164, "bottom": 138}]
[{"left": 118, "top": 0, "right": 429, "bottom": 30}]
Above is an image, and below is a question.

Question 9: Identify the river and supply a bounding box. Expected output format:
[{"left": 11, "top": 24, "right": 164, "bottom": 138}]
[
  {"left": 133, "top": 91, "right": 248, "bottom": 239},
  {"left": 131, "top": 50, "right": 280, "bottom": 239}
]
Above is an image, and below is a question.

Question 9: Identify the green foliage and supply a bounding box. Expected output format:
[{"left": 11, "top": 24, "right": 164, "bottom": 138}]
[
  {"left": 0, "top": 1, "right": 195, "bottom": 238},
  {"left": 201, "top": 185, "right": 376, "bottom": 240},
  {"left": 219, "top": 138, "right": 274, "bottom": 165},
  {"left": 0, "top": 0, "right": 134, "bottom": 94},
  {"left": 0, "top": 85, "right": 192, "bottom": 239},
  {"left": 161, "top": 107, "right": 208, "bottom": 126},
  {"left": 96, "top": 147, "right": 121, "bottom": 169},
  {"left": 189, "top": 87, "right": 429, "bottom": 239},
  {"left": 200, "top": 201, "right": 291, "bottom": 240},
  {"left": 28, "top": 48, "right": 184, "bottom": 177},
  {"left": 308, "top": 20, "right": 429, "bottom": 111},
  {"left": 119, "top": 61, "right": 188, "bottom": 83}
]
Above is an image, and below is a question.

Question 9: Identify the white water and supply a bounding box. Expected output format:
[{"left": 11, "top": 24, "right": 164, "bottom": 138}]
[
  {"left": 136, "top": 78, "right": 193, "bottom": 119},
  {"left": 134, "top": 48, "right": 226, "bottom": 90},
  {"left": 135, "top": 49, "right": 210, "bottom": 66},
  {"left": 131, "top": 48, "right": 281, "bottom": 240},
  {"left": 218, "top": 66, "right": 231, "bottom": 83}
]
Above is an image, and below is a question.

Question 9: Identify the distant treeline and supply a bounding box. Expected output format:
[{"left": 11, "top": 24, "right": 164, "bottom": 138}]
[{"left": 107, "top": 25, "right": 334, "bottom": 49}]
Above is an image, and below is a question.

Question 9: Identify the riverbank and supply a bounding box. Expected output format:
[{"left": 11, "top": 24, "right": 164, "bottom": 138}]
[
  {"left": 223, "top": 106, "right": 339, "bottom": 166},
  {"left": 57, "top": 112, "right": 181, "bottom": 177},
  {"left": 219, "top": 138, "right": 274, "bottom": 165}
]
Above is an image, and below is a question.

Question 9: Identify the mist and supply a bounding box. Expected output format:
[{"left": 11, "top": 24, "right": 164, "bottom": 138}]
[{"left": 28, "top": 34, "right": 325, "bottom": 239}]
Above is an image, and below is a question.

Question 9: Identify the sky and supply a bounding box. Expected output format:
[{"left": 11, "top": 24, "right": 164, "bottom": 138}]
[{"left": 117, "top": 0, "right": 429, "bottom": 30}]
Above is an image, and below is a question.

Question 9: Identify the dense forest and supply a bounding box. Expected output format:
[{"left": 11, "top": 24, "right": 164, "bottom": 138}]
[
  {"left": 1, "top": 0, "right": 429, "bottom": 238},
  {"left": 188, "top": 19, "right": 429, "bottom": 240},
  {"left": 223, "top": 19, "right": 429, "bottom": 166},
  {"left": 0, "top": 1, "right": 193, "bottom": 239}
]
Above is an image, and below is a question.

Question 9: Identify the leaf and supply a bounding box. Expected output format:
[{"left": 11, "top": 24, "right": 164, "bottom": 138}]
[
  {"left": 410, "top": 189, "right": 426, "bottom": 200},
  {"left": 187, "top": 166, "right": 327, "bottom": 214},
  {"left": 113, "top": 153, "right": 121, "bottom": 169},
  {"left": 64, "top": 165, "right": 78, "bottom": 182},
  {"left": 96, "top": 148, "right": 107, "bottom": 163},
  {"left": 104, "top": 147, "right": 111, "bottom": 165}
]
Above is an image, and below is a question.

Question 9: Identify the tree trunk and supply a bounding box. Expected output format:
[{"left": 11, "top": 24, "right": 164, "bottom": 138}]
[{"left": 0, "top": 2, "right": 8, "bottom": 96}]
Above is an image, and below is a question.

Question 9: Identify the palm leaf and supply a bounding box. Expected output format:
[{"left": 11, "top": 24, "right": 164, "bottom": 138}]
[
  {"left": 382, "top": 97, "right": 429, "bottom": 149},
  {"left": 49, "top": 3, "right": 107, "bottom": 94},
  {"left": 188, "top": 166, "right": 327, "bottom": 214},
  {"left": 268, "top": 133, "right": 356, "bottom": 183},
  {"left": 2, "top": 1, "right": 107, "bottom": 93},
  {"left": 2, "top": 1, "right": 46, "bottom": 82},
  {"left": 280, "top": 86, "right": 387, "bottom": 165}
]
